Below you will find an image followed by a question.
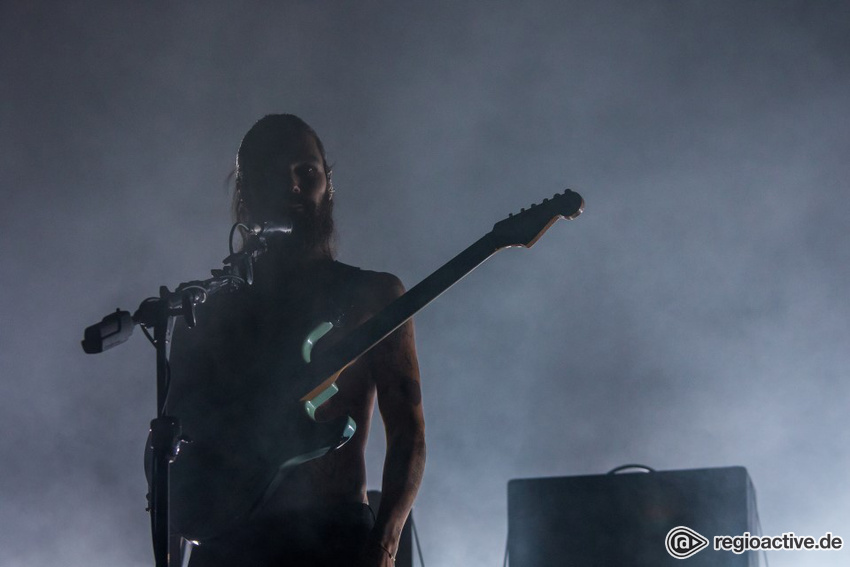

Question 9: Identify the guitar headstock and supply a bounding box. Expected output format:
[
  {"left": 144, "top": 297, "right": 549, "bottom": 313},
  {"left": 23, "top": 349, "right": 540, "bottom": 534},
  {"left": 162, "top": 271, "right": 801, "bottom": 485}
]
[{"left": 491, "top": 189, "right": 584, "bottom": 249}]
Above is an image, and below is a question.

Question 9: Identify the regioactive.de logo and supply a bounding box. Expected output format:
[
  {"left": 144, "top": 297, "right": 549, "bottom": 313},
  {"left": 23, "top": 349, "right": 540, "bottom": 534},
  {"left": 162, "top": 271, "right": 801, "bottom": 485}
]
[
  {"left": 665, "top": 525, "right": 843, "bottom": 558},
  {"left": 665, "top": 526, "right": 710, "bottom": 559}
]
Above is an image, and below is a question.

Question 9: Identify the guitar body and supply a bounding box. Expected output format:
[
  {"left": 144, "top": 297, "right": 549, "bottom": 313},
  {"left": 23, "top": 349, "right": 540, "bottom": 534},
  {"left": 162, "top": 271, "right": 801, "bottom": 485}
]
[
  {"left": 168, "top": 388, "right": 354, "bottom": 541},
  {"left": 162, "top": 267, "right": 360, "bottom": 542}
]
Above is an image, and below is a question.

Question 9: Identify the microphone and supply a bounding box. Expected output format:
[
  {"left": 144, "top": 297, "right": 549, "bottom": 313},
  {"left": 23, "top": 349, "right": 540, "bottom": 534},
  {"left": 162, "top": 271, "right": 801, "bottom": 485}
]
[
  {"left": 222, "top": 219, "right": 295, "bottom": 284},
  {"left": 249, "top": 219, "right": 293, "bottom": 240},
  {"left": 235, "top": 219, "right": 294, "bottom": 255}
]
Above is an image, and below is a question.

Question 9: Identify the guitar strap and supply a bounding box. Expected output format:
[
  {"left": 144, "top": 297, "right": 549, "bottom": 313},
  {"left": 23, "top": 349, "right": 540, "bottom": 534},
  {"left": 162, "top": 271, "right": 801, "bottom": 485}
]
[{"left": 325, "top": 261, "right": 363, "bottom": 331}]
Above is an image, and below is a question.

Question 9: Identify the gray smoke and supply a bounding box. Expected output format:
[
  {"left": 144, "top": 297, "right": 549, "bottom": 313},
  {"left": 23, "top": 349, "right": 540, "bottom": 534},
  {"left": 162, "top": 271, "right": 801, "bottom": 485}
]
[{"left": 2, "top": 2, "right": 848, "bottom": 566}]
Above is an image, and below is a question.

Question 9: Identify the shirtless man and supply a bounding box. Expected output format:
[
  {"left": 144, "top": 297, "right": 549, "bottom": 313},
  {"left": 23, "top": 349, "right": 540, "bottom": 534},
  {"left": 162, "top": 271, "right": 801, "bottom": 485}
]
[{"left": 165, "top": 114, "right": 426, "bottom": 566}]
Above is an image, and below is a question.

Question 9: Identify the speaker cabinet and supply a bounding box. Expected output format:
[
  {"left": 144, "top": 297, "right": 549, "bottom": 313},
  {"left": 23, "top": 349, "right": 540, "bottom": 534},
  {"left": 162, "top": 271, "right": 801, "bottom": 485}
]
[{"left": 508, "top": 466, "right": 759, "bottom": 566}]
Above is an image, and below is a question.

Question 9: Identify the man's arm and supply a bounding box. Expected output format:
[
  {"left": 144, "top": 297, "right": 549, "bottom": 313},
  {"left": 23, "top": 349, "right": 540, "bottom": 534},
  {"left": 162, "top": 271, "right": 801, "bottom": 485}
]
[{"left": 364, "top": 274, "right": 426, "bottom": 565}]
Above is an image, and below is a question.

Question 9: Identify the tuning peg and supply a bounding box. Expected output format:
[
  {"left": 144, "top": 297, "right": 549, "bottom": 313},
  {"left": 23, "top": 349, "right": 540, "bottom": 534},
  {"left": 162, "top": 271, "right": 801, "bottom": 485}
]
[
  {"left": 508, "top": 212, "right": 513, "bottom": 217},
  {"left": 542, "top": 198, "right": 549, "bottom": 203},
  {"left": 520, "top": 207, "right": 526, "bottom": 212}
]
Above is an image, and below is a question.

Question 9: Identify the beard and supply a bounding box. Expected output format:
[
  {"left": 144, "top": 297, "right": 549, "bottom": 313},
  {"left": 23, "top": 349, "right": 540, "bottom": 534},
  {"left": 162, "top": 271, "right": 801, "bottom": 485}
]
[
  {"left": 292, "top": 193, "right": 335, "bottom": 257},
  {"left": 260, "top": 193, "right": 335, "bottom": 260}
]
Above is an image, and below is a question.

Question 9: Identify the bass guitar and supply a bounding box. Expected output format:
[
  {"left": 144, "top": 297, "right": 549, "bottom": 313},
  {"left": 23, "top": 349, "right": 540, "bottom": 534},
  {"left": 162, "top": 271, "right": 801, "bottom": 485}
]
[{"left": 169, "top": 189, "right": 584, "bottom": 540}]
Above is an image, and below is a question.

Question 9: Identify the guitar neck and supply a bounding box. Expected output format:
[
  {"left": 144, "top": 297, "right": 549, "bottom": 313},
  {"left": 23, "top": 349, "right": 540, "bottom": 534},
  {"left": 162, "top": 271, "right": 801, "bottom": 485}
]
[
  {"left": 299, "top": 188, "right": 584, "bottom": 391},
  {"left": 303, "top": 232, "right": 501, "bottom": 385}
]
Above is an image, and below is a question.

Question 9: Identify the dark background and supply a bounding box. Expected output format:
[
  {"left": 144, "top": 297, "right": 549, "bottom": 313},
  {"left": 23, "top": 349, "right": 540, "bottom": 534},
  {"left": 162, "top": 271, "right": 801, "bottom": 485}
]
[{"left": 2, "top": 2, "right": 848, "bottom": 565}]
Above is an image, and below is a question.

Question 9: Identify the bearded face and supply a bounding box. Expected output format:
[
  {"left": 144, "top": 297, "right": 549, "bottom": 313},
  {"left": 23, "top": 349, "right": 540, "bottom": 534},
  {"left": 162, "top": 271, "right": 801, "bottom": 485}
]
[{"left": 235, "top": 116, "right": 336, "bottom": 259}]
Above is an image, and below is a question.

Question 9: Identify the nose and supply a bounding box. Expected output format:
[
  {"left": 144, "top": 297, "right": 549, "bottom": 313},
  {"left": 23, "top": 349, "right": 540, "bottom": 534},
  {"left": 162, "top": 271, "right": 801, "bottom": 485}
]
[{"left": 289, "top": 169, "right": 302, "bottom": 194}]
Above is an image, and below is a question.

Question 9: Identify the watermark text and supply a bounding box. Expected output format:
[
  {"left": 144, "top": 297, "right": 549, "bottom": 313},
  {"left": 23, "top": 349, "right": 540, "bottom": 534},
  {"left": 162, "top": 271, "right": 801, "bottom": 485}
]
[{"left": 713, "top": 532, "right": 843, "bottom": 554}]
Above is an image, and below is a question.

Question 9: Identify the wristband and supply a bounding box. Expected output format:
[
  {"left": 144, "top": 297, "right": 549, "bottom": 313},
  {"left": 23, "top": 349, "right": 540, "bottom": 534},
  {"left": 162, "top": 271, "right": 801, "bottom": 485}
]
[{"left": 377, "top": 542, "right": 395, "bottom": 563}]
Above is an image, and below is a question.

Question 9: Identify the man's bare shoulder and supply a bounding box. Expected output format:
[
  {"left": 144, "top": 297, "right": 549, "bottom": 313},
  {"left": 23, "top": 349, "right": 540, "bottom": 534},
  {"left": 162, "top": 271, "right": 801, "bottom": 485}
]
[{"left": 333, "top": 261, "right": 405, "bottom": 310}]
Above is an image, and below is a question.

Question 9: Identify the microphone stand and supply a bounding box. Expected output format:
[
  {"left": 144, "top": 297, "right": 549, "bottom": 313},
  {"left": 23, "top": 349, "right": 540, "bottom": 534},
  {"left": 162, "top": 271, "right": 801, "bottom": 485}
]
[{"left": 81, "top": 223, "right": 285, "bottom": 567}]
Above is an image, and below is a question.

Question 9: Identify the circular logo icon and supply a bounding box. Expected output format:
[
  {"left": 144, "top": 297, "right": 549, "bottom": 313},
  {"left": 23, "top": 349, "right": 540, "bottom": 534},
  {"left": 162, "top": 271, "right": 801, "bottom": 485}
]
[{"left": 665, "top": 526, "right": 709, "bottom": 559}]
